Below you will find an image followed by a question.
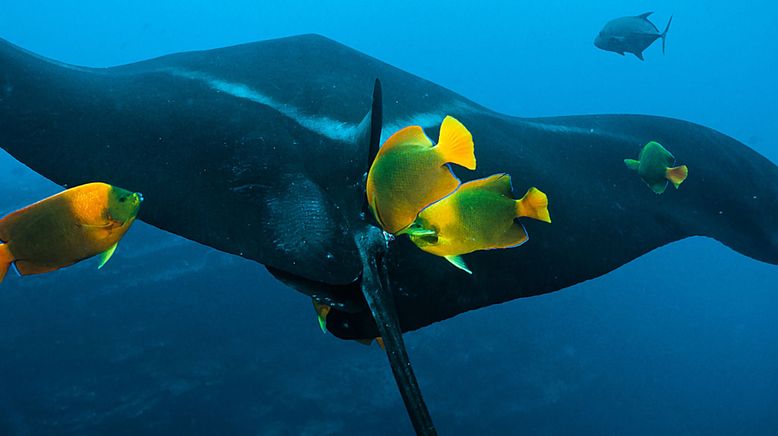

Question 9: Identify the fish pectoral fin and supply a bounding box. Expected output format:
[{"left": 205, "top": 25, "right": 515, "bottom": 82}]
[
  {"left": 14, "top": 260, "right": 60, "bottom": 276},
  {"left": 624, "top": 159, "right": 640, "bottom": 171},
  {"left": 444, "top": 255, "right": 472, "bottom": 274},
  {"left": 397, "top": 227, "right": 436, "bottom": 238},
  {"left": 665, "top": 165, "right": 689, "bottom": 189},
  {"left": 97, "top": 243, "right": 119, "bottom": 269}
]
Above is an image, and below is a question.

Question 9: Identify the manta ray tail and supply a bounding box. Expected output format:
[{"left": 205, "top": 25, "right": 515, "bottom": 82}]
[
  {"left": 357, "top": 227, "right": 437, "bottom": 436},
  {"left": 357, "top": 80, "right": 437, "bottom": 435}
]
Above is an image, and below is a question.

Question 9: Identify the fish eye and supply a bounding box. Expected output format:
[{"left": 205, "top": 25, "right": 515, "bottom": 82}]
[{"left": 119, "top": 197, "right": 126, "bottom": 203}]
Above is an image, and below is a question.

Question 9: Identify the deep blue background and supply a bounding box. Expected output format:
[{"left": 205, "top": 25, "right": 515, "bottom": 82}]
[{"left": 1, "top": 1, "right": 777, "bottom": 434}]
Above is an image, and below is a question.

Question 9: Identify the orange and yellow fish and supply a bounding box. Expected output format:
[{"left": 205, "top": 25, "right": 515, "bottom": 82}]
[
  {"left": 0, "top": 182, "right": 142, "bottom": 282},
  {"left": 366, "top": 116, "right": 476, "bottom": 234},
  {"left": 402, "top": 174, "right": 550, "bottom": 273}
]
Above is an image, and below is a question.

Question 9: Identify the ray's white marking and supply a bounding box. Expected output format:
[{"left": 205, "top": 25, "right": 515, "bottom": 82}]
[
  {"left": 167, "top": 68, "right": 479, "bottom": 146},
  {"left": 166, "top": 69, "right": 357, "bottom": 142}
]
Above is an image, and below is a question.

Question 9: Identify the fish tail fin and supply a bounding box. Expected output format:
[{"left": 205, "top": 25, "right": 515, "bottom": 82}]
[
  {"left": 661, "top": 15, "right": 673, "bottom": 54},
  {"left": 516, "top": 187, "right": 551, "bottom": 223},
  {"left": 436, "top": 116, "right": 476, "bottom": 170},
  {"left": 665, "top": 165, "right": 688, "bottom": 189},
  {"left": 0, "top": 244, "right": 14, "bottom": 284}
]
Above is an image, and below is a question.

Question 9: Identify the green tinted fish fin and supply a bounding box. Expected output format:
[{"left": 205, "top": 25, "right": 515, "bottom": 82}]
[
  {"left": 444, "top": 255, "right": 472, "bottom": 274},
  {"left": 397, "top": 226, "right": 436, "bottom": 238},
  {"left": 98, "top": 242, "right": 119, "bottom": 269},
  {"left": 624, "top": 159, "right": 640, "bottom": 171},
  {"left": 312, "top": 300, "right": 330, "bottom": 334},
  {"left": 318, "top": 314, "right": 327, "bottom": 333},
  {"left": 650, "top": 181, "right": 669, "bottom": 195}
]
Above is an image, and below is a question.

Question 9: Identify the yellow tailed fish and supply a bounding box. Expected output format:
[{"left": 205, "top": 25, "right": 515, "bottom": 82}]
[
  {"left": 401, "top": 174, "right": 550, "bottom": 274},
  {"left": 0, "top": 182, "right": 142, "bottom": 282},
  {"left": 366, "top": 116, "right": 476, "bottom": 234}
]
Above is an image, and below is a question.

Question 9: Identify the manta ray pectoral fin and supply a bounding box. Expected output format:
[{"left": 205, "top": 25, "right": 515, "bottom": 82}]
[{"left": 357, "top": 228, "right": 437, "bottom": 435}]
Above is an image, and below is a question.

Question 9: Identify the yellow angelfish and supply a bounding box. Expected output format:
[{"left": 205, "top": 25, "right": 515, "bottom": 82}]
[
  {"left": 366, "top": 116, "right": 476, "bottom": 234},
  {"left": 0, "top": 182, "right": 142, "bottom": 282},
  {"left": 402, "top": 174, "right": 550, "bottom": 274}
]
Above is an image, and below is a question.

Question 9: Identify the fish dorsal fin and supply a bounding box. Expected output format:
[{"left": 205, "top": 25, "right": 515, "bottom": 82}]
[
  {"left": 381, "top": 126, "right": 433, "bottom": 152},
  {"left": 98, "top": 242, "right": 118, "bottom": 269},
  {"left": 637, "top": 11, "right": 653, "bottom": 19},
  {"left": 640, "top": 141, "right": 672, "bottom": 160},
  {"left": 464, "top": 173, "right": 513, "bottom": 195}
]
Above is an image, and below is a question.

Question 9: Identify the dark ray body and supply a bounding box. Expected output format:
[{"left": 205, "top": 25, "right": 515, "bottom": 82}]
[
  {"left": 2, "top": 37, "right": 778, "bottom": 433},
  {"left": 1, "top": 34, "right": 777, "bottom": 339}
]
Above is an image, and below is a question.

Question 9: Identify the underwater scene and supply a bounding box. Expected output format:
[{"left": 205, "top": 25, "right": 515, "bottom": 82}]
[{"left": 1, "top": 1, "right": 777, "bottom": 435}]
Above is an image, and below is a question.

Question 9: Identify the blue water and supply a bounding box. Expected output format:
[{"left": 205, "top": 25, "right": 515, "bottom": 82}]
[{"left": 1, "top": 1, "right": 777, "bottom": 434}]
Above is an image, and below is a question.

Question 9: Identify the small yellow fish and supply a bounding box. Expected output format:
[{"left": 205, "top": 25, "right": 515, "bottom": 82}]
[
  {"left": 366, "top": 116, "right": 476, "bottom": 234},
  {"left": 402, "top": 174, "right": 550, "bottom": 273},
  {"left": 0, "top": 182, "right": 142, "bottom": 282}
]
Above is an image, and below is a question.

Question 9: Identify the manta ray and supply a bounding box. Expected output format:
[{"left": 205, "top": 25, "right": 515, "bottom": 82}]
[{"left": 1, "top": 34, "right": 776, "bottom": 435}]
